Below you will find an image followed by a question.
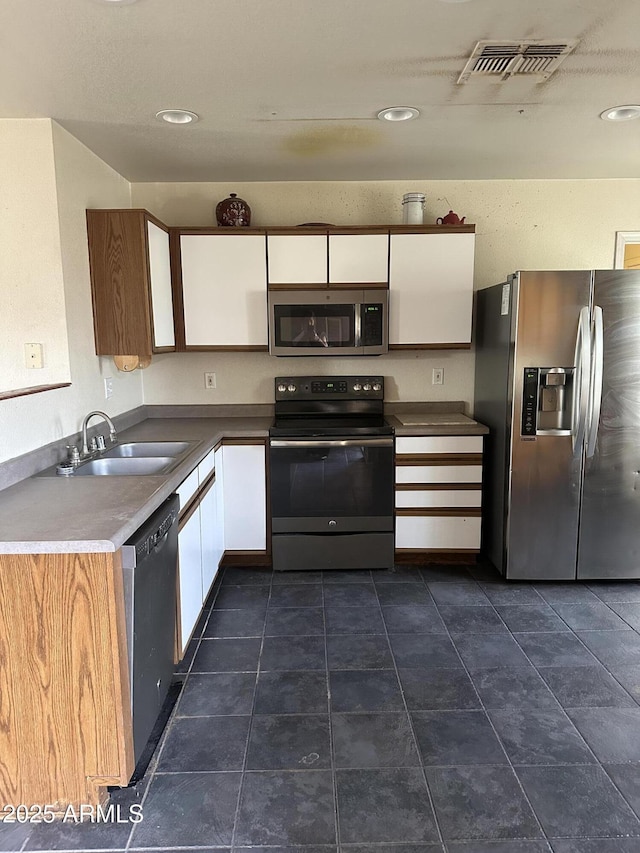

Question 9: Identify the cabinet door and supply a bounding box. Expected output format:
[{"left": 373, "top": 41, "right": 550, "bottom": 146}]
[
  {"left": 146, "top": 219, "right": 175, "bottom": 349},
  {"left": 329, "top": 234, "right": 389, "bottom": 285},
  {"left": 223, "top": 443, "right": 266, "bottom": 550},
  {"left": 177, "top": 506, "right": 202, "bottom": 654},
  {"left": 214, "top": 446, "right": 225, "bottom": 567},
  {"left": 389, "top": 233, "right": 475, "bottom": 345},
  {"left": 267, "top": 235, "right": 327, "bottom": 285},
  {"left": 87, "top": 208, "right": 175, "bottom": 357},
  {"left": 199, "top": 480, "right": 219, "bottom": 603},
  {"left": 180, "top": 234, "right": 268, "bottom": 347}
]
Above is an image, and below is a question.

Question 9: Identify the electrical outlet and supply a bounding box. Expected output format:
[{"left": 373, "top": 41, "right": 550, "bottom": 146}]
[
  {"left": 24, "top": 342, "right": 44, "bottom": 369},
  {"left": 104, "top": 376, "right": 114, "bottom": 399},
  {"left": 204, "top": 372, "right": 216, "bottom": 389},
  {"left": 432, "top": 367, "right": 444, "bottom": 386}
]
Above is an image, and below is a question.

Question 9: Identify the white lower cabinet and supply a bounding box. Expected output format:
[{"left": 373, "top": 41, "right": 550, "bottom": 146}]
[
  {"left": 177, "top": 448, "right": 225, "bottom": 655},
  {"left": 199, "top": 478, "right": 219, "bottom": 604},
  {"left": 176, "top": 441, "right": 266, "bottom": 656},
  {"left": 395, "top": 434, "right": 483, "bottom": 552},
  {"left": 177, "top": 504, "right": 205, "bottom": 654},
  {"left": 222, "top": 443, "right": 266, "bottom": 550}
]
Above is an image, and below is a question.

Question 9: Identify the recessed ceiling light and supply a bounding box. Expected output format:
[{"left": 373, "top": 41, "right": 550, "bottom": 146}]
[
  {"left": 155, "top": 109, "right": 199, "bottom": 125},
  {"left": 600, "top": 105, "right": 640, "bottom": 122},
  {"left": 377, "top": 107, "right": 420, "bottom": 122}
]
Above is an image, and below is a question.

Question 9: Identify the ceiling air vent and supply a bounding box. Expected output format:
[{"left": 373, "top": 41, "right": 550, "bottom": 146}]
[{"left": 457, "top": 39, "right": 577, "bottom": 83}]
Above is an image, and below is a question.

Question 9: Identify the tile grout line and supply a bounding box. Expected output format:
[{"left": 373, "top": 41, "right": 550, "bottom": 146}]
[
  {"left": 373, "top": 568, "right": 448, "bottom": 850},
  {"left": 424, "top": 572, "right": 551, "bottom": 844},
  {"left": 228, "top": 569, "right": 273, "bottom": 849},
  {"left": 322, "top": 572, "right": 341, "bottom": 853}
]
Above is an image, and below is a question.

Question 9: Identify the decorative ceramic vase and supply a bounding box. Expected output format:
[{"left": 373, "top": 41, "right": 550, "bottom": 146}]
[{"left": 216, "top": 193, "right": 251, "bottom": 227}]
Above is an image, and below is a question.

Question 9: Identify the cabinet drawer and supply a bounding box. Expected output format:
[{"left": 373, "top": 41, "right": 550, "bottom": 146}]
[
  {"left": 396, "top": 436, "right": 483, "bottom": 455},
  {"left": 198, "top": 448, "right": 216, "bottom": 484},
  {"left": 395, "top": 488, "right": 482, "bottom": 509},
  {"left": 177, "top": 468, "right": 199, "bottom": 511},
  {"left": 396, "top": 515, "right": 481, "bottom": 549},
  {"left": 396, "top": 465, "right": 482, "bottom": 484}
]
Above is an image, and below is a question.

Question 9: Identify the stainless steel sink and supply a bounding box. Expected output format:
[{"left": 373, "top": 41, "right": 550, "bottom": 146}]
[
  {"left": 104, "top": 441, "right": 194, "bottom": 458},
  {"left": 72, "top": 456, "right": 175, "bottom": 476}
]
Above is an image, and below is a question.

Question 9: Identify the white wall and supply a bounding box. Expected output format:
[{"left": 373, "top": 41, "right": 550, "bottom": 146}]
[
  {"left": 0, "top": 122, "right": 142, "bottom": 464},
  {"left": 132, "top": 178, "right": 640, "bottom": 406},
  {"left": 0, "top": 120, "right": 70, "bottom": 394}
]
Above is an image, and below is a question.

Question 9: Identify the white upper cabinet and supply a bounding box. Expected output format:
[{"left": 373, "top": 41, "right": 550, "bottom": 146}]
[
  {"left": 329, "top": 234, "right": 389, "bottom": 285},
  {"left": 267, "top": 234, "right": 327, "bottom": 285},
  {"left": 389, "top": 232, "right": 475, "bottom": 346},
  {"left": 180, "top": 233, "right": 268, "bottom": 348},
  {"left": 146, "top": 220, "right": 175, "bottom": 348}
]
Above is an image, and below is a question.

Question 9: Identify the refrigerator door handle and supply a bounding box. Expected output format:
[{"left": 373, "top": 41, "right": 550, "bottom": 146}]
[
  {"left": 571, "top": 306, "right": 591, "bottom": 454},
  {"left": 585, "top": 305, "right": 604, "bottom": 458}
]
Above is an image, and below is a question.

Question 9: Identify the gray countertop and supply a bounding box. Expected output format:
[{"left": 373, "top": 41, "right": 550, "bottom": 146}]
[
  {"left": 0, "top": 408, "right": 487, "bottom": 555},
  {"left": 0, "top": 417, "right": 270, "bottom": 555}
]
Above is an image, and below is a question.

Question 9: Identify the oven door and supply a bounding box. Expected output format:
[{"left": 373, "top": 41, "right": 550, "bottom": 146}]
[{"left": 270, "top": 437, "right": 395, "bottom": 533}]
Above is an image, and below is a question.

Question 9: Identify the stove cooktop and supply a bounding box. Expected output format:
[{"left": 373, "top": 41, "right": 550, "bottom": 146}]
[{"left": 269, "top": 416, "right": 394, "bottom": 438}]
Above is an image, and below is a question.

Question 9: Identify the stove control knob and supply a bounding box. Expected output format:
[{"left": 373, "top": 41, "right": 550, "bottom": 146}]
[
  {"left": 287, "top": 384, "right": 296, "bottom": 393},
  {"left": 328, "top": 519, "right": 337, "bottom": 527},
  {"left": 353, "top": 383, "right": 362, "bottom": 391},
  {"left": 373, "top": 382, "right": 382, "bottom": 392},
  {"left": 277, "top": 383, "right": 287, "bottom": 393},
  {"left": 363, "top": 383, "right": 372, "bottom": 391}
]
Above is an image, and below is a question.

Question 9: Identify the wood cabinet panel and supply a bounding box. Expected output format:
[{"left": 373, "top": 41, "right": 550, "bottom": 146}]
[
  {"left": 0, "top": 551, "right": 133, "bottom": 810},
  {"left": 86, "top": 209, "right": 175, "bottom": 357}
]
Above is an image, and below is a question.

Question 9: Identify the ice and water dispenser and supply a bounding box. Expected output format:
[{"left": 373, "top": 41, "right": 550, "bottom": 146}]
[{"left": 522, "top": 367, "right": 574, "bottom": 436}]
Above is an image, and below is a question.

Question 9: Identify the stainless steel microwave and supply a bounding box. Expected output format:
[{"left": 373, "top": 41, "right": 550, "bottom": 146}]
[{"left": 268, "top": 289, "right": 388, "bottom": 356}]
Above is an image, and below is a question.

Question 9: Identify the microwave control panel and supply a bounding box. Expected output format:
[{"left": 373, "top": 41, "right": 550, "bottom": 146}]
[{"left": 362, "top": 303, "right": 384, "bottom": 346}]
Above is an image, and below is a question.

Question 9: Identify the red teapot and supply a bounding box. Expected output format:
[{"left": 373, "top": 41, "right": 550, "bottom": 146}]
[{"left": 436, "top": 210, "right": 466, "bottom": 225}]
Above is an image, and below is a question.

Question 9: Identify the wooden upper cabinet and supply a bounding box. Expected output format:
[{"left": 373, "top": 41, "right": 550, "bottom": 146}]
[
  {"left": 389, "top": 228, "right": 476, "bottom": 348},
  {"left": 328, "top": 233, "right": 389, "bottom": 287},
  {"left": 177, "top": 232, "right": 268, "bottom": 349},
  {"left": 267, "top": 233, "right": 327, "bottom": 286},
  {"left": 86, "top": 209, "right": 175, "bottom": 357}
]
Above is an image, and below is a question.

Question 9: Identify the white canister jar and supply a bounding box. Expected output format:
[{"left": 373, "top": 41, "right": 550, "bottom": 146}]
[{"left": 402, "top": 192, "right": 425, "bottom": 225}]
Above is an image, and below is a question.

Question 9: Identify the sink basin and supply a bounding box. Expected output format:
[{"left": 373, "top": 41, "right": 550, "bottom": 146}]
[
  {"left": 104, "top": 441, "right": 194, "bottom": 458},
  {"left": 72, "top": 456, "right": 174, "bottom": 476}
]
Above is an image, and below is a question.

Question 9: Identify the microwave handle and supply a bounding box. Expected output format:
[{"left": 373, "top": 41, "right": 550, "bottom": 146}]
[{"left": 354, "top": 304, "right": 362, "bottom": 347}]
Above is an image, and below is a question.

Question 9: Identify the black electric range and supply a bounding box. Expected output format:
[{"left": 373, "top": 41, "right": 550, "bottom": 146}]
[{"left": 269, "top": 376, "right": 395, "bottom": 571}]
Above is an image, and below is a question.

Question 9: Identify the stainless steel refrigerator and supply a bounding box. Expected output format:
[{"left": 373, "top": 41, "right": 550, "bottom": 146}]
[{"left": 474, "top": 270, "right": 640, "bottom": 580}]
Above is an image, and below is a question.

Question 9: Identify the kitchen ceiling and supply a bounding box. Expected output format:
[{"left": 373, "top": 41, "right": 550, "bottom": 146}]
[{"left": 2, "top": 0, "right": 640, "bottom": 182}]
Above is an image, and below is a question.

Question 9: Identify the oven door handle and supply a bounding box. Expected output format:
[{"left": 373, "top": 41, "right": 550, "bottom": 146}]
[{"left": 270, "top": 438, "right": 394, "bottom": 449}]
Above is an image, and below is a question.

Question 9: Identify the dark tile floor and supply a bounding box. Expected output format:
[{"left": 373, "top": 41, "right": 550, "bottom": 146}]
[{"left": 8, "top": 563, "right": 640, "bottom": 852}]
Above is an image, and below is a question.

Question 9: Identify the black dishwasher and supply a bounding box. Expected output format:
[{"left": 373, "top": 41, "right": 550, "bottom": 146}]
[{"left": 121, "top": 494, "right": 179, "bottom": 763}]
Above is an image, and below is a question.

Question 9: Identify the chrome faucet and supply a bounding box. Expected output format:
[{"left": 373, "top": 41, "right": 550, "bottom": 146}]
[{"left": 81, "top": 411, "right": 118, "bottom": 458}]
